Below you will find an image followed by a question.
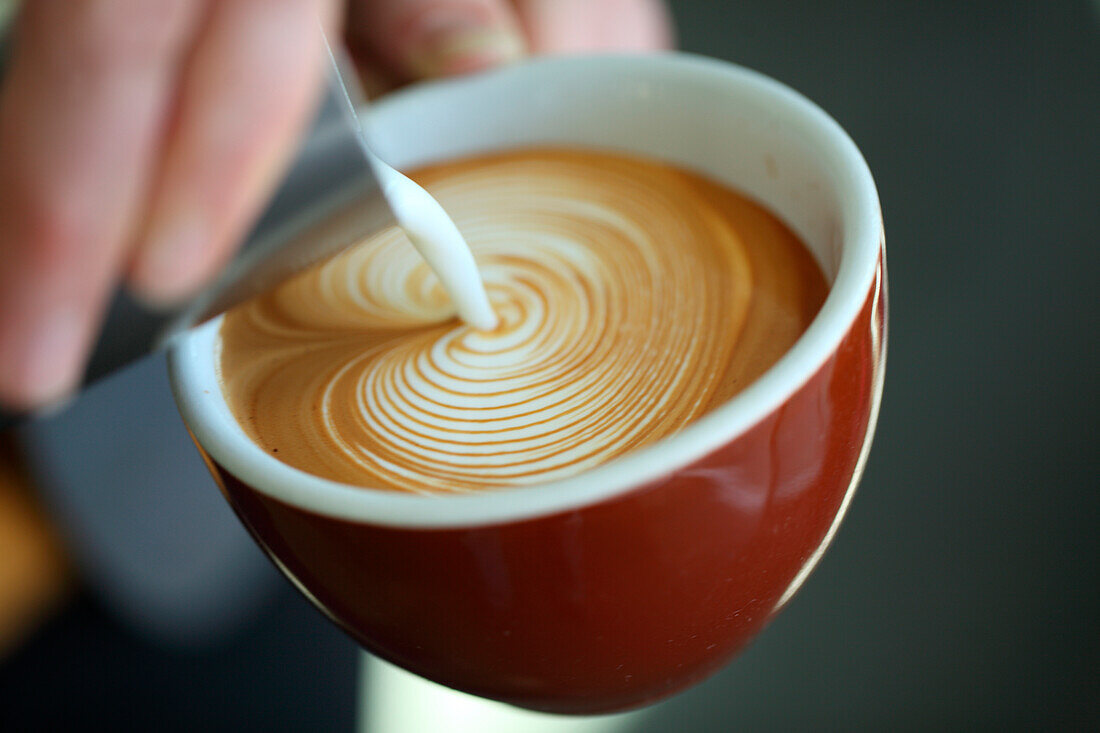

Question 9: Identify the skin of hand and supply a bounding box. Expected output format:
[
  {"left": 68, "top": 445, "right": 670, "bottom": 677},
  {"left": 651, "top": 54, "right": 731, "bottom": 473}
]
[{"left": 0, "top": 0, "right": 673, "bottom": 412}]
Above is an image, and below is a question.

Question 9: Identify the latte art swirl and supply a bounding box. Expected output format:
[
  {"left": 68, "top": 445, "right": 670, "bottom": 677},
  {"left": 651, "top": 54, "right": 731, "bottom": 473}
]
[{"left": 219, "top": 149, "right": 827, "bottom": 493}]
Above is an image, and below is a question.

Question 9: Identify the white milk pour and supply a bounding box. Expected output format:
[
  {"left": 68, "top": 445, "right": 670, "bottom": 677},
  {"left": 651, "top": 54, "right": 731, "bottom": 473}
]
[
  {"left": 368, "top": 153, "right": 499, "bottom": 331},
  {"left": 322, "top": 34, "right": 497, "bottom": 332}
]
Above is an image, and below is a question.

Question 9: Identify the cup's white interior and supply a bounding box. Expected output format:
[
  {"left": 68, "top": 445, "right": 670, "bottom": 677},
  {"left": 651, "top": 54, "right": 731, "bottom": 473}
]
[{"left": 168, "top": 53, "right": 881, "bottom": 528}]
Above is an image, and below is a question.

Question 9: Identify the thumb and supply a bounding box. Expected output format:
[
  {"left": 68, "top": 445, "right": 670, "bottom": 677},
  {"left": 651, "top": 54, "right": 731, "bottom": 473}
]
[{"left": 346, "top": 0, "right": 525, "bottom": 82}]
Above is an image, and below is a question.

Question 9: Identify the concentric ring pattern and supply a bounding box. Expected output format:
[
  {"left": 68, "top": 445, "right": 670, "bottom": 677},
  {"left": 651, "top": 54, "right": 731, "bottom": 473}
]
[{"left": 218, "top": 148, "right": 827, "bottom": 493}]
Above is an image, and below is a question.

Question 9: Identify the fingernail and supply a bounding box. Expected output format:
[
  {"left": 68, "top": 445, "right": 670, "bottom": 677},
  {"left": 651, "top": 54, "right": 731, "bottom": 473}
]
[
  {"left": 404, "top": 13, "right": 525, "bottom": 78},
  {"left": 132, "top": 207, "right": 209, "bottom": 306},
  {"left": 10, "top": 308, "right": 84, "bottom": 409}
]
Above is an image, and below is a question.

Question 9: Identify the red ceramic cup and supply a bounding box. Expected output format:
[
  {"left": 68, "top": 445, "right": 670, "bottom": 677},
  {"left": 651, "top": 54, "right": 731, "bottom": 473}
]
[{"left": 169, "top": 54, "right": 885, "bottom": 715}]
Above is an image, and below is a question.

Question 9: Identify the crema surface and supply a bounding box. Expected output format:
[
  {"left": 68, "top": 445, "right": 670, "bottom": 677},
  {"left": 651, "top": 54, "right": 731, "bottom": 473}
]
[{"left": 218, "top": 148, "right": 827, "bottom": 493}]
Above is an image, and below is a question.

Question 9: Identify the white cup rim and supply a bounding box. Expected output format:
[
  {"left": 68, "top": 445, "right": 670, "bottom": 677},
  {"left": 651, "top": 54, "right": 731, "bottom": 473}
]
[{"left": 169, "top": 53, "right": 882, "bottom": 529}]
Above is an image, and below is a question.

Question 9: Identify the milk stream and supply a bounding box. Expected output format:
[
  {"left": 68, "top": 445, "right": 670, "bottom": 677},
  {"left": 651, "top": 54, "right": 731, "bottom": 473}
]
[
  {"left": 368, "top": 154, "right": 498, "bottom": 331},
  {"left": 322, "top": 32, "right": 496, "bottom": 331}
]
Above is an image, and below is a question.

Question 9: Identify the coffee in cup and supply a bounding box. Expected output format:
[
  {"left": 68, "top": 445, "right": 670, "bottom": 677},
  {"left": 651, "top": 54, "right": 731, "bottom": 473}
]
[{"left": 217, "top": 147, "right": 828, "bottom": 493}]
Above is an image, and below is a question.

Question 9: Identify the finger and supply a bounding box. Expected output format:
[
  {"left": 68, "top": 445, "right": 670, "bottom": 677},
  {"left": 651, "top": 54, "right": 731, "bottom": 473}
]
[
  {"left": 128, "top": 0, "right": 340, "bottom": 305},
  {"left": 0, "top": 0, "right": 204, "bottom": 409},
  {"left": 346, "top": 0, "right": 525, "bottom": 82},
  {"left": 512, "top": 0, "right": 675, "bottom": 54}
]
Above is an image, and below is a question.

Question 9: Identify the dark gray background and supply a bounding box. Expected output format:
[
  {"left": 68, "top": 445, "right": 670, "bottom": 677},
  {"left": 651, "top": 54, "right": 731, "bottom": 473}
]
[{"left": 1, "top": 1, "right": 1097, "bottom": 730}]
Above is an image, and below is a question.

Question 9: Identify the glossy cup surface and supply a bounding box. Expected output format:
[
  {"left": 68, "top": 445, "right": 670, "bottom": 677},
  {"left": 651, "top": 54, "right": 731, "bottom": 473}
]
[{"left": 170, "top": 54, "right": 886, "bottom": 714}]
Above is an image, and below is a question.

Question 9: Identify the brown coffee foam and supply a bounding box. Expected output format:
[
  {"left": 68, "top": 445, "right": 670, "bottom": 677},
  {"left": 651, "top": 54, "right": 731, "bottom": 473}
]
[{"left": 218, "top": 148, "right": 827, "bottom": 493}]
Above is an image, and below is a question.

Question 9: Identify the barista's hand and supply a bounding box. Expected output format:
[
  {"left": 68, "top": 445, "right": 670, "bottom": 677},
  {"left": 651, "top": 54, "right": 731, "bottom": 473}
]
[{"left": 0, "top": 0, "right": 673, "bottom": 411}]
